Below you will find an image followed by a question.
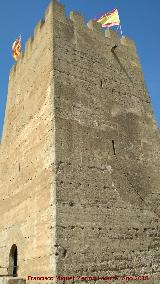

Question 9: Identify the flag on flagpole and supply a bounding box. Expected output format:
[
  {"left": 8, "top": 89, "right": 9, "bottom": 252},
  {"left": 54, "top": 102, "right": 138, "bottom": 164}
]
[
  {"left": 12, "top": 35, "right": 21, "bottom": 61},
  {"left": 96, "top": 9, "right": 120, "bottom": 28}
]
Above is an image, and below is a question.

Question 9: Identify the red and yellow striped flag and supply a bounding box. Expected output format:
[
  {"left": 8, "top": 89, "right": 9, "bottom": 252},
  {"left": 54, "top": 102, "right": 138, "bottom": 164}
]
[
  {"left": 97, "top": 9, "right": 120, "bottom": 28},
  {"left": 12, "top": 35, "right": 21, "bottom": 61}
]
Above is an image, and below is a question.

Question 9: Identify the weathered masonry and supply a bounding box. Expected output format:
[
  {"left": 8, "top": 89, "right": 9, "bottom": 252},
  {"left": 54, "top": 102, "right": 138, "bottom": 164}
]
[{"left": 0, "top": 0, "right": 160, "bottom": 283}]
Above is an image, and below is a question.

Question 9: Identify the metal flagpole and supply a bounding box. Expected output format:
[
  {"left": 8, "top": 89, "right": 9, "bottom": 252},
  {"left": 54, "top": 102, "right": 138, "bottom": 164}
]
[
  {"left": 118, "top": 9, "right": 124, "bottom": 38},
  {"left": 119, "top": 23, "right": 124, "bottom": 38}
]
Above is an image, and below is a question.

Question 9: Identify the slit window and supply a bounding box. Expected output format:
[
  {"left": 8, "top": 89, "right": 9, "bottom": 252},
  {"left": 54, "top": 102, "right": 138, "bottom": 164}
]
[{"left": 112, "top": 140, "right": 116, "bottom": 156}]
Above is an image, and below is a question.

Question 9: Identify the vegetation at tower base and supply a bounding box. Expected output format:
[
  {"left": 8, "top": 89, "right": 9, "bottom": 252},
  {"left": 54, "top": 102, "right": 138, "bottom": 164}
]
[{"left": 0, "top": 0, "right": 160, "bottom": 283}]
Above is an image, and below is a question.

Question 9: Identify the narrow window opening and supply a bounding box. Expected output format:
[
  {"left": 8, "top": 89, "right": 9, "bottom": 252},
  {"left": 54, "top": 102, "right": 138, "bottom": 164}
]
[
  {"left": 8, "top": 244, "right": 18, "bottom": 277},
  {"left": 100, "top": 80, "right": 103, "bottom": 88},
  {"left": 19, "top": 163, "right": 20, "bottom": 172},
  {"left": 112, "top": 140, "right": 116, "bottom": 156}
]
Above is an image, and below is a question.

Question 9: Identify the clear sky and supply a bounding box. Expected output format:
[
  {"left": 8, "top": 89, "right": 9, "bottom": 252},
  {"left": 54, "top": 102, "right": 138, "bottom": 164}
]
[{"left": 0, "top": 0, "right": 159, "bottom": 141}]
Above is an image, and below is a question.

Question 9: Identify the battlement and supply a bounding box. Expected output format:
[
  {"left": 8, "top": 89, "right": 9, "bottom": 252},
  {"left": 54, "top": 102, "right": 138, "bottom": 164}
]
[
  {"left": 0, "top": 0, "right": 160, "bottom": 280},
  {"left": 9, "top": 0, "right": 139, "bottom": 81},
  {"left": 1, "top": 0, "right": 156, "bottom": 148}
]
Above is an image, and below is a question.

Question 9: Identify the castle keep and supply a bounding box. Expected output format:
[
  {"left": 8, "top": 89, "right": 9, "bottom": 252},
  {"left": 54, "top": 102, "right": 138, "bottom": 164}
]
[{"left": 0, "top": 0, "right": 160, "bottom": 283}]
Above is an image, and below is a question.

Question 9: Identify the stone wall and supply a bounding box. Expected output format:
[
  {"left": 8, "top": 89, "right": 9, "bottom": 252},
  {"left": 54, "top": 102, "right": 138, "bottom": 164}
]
[
  {"left": 52, "top": 2, "right": 160, "bottom": 282},
  {"left": 0, "top": 0, "right": 159, "bottom": 283},
  {"left": 0, "top": 3, "right": 56, "bottom": 278}
]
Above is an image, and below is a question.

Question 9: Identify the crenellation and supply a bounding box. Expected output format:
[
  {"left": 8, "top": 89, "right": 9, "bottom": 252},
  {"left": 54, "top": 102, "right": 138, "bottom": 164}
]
[
  {"left": 0, "top": 0, "right": 160, "bottom": 282},
  {"left": 7, "top": 0, "right": 144, "bottom": 87},
  {"left": 9, "top": 64, "right": 16, "bottom": 80},
  {"left": 15, "top": 53, "right": 24, "bottom": 76},
  {"left": 24, "top": 36, "right": 34, "bottom": 59},
  {"left": 45, "top": 0, "right": 55, "bottom": 19},
  {"left": 8, "top": 18, "right": 49, "bottom": 83},
  {"left": 121, "top": 36, "right": 137, "bottom": 52},
  {"left": 45, "top": 0, "right": 66, "bottom": 23},
  {"left": 18, "top": 51, "right": 24, "bottom": 64},
  {"left": 105, "top": 29, "right": 119, "bottom": 45},
  {"left": 87, "top": 20, "right": 102, "bottom": 33},
  {"left": 33, "top": 19, "right": 45, "bottom": 40},
  {"left": 70, "top": 11, "right": 85, "bottom": 30}
]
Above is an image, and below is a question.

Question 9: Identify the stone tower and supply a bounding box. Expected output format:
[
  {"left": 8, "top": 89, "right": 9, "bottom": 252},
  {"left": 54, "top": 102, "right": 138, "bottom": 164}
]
[{"left": 0, "top": 0, "right": 160, "bottom": 283}]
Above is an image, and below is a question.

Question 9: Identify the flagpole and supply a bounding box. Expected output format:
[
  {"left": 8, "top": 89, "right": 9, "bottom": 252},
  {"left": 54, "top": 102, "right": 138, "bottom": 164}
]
[{"left": 119, "top": 24, "right": 124, "bottom": 38}]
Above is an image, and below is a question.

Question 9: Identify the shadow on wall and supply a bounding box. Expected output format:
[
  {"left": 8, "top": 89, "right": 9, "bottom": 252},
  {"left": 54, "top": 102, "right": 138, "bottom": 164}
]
[
  {"left": 111, "top": 46, "right": 133, "bottom": 84},
  {"left": 111, "top": 112, "right": 160, "bottom": 216}
]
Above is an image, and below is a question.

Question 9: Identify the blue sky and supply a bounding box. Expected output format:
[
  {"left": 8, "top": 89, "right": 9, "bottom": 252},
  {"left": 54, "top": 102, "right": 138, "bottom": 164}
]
[{"left": 0, "top": 0, "right": 159, "bottom": 141}]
